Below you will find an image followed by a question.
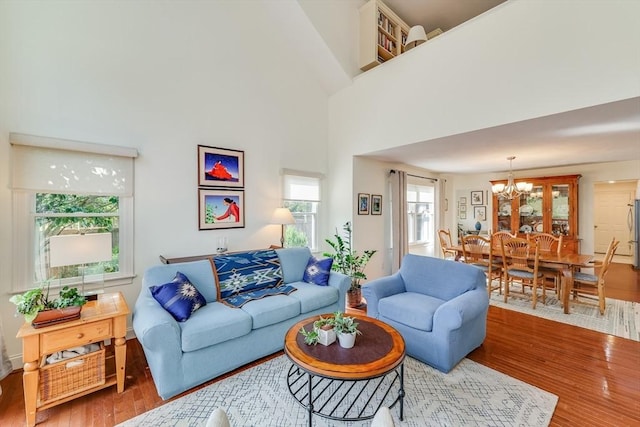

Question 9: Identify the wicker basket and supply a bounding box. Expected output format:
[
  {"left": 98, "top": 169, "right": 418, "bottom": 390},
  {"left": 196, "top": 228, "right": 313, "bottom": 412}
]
[{"left": 39, "top": 343, "right": 105, "bottom": 405}]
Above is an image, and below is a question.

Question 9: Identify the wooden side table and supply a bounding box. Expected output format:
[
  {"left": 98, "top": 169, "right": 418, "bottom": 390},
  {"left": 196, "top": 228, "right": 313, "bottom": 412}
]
[{"left": 16, "top": 292, "right": 130, "bottom": 427}]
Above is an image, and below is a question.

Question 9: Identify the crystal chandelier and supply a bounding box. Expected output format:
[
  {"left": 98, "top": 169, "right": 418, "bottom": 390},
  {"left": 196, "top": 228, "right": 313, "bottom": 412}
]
[{"left": 491, "top": 156, "right": 533, "bottom": 200}]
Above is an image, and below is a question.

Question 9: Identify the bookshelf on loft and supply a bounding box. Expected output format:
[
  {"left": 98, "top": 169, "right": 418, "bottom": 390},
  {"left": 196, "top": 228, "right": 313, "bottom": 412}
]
[{"left": 358, "top": 0, "right": 443, "bottom": 71}]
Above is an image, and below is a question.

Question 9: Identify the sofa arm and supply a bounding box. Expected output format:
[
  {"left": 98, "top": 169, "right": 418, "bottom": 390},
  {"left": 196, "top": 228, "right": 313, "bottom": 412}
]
[
  {"left": 362, "top": 273, "right": 406, "bottom": 318},
  {"left": 433, "top": 288, "right": 489, "bottom": 332},
  {"left": 132, "top": 291, "right": 182, "bottom": 353},
  {"left": 328, "top": 271, "right": 351, "bottom": 312}
]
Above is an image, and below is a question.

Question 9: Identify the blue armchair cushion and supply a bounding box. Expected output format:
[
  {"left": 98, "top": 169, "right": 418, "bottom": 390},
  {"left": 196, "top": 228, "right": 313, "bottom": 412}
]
[
  {"left": 302, "top": 256, "right": 333, "bottom": 286},
  {"left": 150, "top": 272, "right": 207, "bottom": 322}
]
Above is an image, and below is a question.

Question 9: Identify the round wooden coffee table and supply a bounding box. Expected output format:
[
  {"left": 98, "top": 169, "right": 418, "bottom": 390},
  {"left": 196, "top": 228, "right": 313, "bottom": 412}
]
[{"left": 284, "top": 313, "right": 405, "bottom": 426}]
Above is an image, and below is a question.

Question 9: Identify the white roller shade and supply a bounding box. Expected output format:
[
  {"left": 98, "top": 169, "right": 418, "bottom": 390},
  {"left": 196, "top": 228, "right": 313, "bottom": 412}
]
[
  {"left": 10, "top": 133, "right": 137, "bottom": 196},
  {"left": 283, "top": 174, "right": 320, "bottom": 202}
]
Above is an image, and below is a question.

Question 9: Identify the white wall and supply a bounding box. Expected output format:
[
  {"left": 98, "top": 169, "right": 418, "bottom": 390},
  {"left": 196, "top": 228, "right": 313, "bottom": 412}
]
[
  {"left": 328, "top": 0, "right": 640, "bottom": 237},
  {"left": 0, "top": 1, "right": 331, "bottom": 367}
]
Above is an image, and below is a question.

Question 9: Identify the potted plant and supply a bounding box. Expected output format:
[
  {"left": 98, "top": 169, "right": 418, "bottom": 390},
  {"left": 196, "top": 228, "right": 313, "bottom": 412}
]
[
  {"left": 331, "top": 311, "right": 362, "bottom": 349},
  {"left": 10, "top": 284, "right": 87, "bottom": 327},
  {"left": 323, "top": 222, "right": 376, "bottom": 307},
  {"left": 299, "top": 315, "right": 336, "bottom": 346}
]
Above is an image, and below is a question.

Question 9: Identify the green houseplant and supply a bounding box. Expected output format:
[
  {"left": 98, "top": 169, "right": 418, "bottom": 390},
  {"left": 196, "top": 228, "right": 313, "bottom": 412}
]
[
  {"left": 323, "top": 222, "right": 376, "bottom": 307},
  {"left": 331, "top": 311, "right": 361, "bottom": 349},
  {"left": 10, "top": 284, "right": 87, "bottom": 325}
]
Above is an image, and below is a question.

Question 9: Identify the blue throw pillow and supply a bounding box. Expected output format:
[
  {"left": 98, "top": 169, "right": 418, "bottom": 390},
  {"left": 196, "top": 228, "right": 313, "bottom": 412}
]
[
  {"left": 303, "top": 256, "right": 333, "bottom": 286},
  {"left": 150, "top": 272, "right": 207, "bottom": 322}
]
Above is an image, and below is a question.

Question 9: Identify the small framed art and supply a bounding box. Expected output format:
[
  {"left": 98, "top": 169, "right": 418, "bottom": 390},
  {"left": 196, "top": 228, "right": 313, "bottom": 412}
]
[
  {"left": 471, "top": 191, "right": 483, "bottom": 205},
  {"left": 459, "top": 212, "right": 467, "bottom": 220},
  {"left": 371, "top": 195, "right": 382, "bottom": 215},
  {"left": 474, "top": 205, "right": 486, "bottom": 221},
  {"left": 198, "top": 145, "right": 244, "bottom": 188},
  {"left": 199, "top": 189, "right": 245, "bottom": 230},
  {"left": 358, "top": 193, "right": 370, "bottom": 215}
]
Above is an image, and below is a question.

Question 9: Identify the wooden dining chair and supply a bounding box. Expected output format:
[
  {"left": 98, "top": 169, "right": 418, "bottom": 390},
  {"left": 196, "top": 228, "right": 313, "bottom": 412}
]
[
  {"left": 461, "top": 234, "right": 502, "bottom": 296},
  {"left": 527, "top": 233, "right": 563, "bottom": 296},
  {"left": 491, "top": 230, "right": 516, "bottom": 266},
  {"left": 569, "top": 237, "right": 619, "bottom": 315},
  {"left": 437, "top": 229, "right": 458, "bottom": 261},
  {"left": 500, "top": 237, "right": 544, "bottom": 308}
]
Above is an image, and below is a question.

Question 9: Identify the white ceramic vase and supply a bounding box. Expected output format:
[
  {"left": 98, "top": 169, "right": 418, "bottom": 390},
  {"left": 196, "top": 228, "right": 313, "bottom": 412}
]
[{"left": 337, "top": 332, "right": 356, "bottom": 349}]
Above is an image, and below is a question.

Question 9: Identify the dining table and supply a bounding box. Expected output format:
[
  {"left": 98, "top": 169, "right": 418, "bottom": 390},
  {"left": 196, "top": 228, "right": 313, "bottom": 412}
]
[{"left": 449, "top": 244, "right": 594, "bottom": 314}]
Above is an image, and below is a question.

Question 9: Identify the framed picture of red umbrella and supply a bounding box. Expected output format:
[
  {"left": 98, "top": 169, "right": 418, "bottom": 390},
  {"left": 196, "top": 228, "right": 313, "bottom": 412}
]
[{"left": 198, "top": 145, "right": 244, "bottom": 188}]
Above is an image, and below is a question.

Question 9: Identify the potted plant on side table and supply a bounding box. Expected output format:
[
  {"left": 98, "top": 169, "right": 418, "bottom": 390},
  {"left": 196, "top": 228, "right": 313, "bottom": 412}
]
[
  {"left": 324, "top": 222, "right": 376, "bottom": 308},
  {"left": 10, "top": 284, "right": 87, "bottom": 328}
]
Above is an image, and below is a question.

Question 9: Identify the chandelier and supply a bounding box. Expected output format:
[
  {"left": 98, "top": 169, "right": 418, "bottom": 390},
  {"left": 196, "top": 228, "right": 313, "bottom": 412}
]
[{"left": 491, "top": 156, "right": 533, "bottom": 200}]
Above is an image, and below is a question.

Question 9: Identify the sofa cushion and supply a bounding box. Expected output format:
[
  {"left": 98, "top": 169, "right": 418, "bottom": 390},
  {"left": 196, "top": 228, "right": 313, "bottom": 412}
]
[
  {"left": 241, "top": 295, "right": 300, "bottom": 329},
  {"left": 179, "top": 303, "right": 252, "bottom": 352},
  {"left": 400, "top": 254, "right": 479, "bottom": 301},
  {"left": 379, "top": 292, "right": 445, "bottom": 332},
  {"left": 302, "top": 256, "right": 333, "bottom": 286},
  {"left": 150, "top": 272, "right": 207, "bottom": 322},
  {"left": 288, "top": 281, "right": 340, "bottom": 313},
  {"left": 276, "top": 247, "right": 312, "bottom": 283}
]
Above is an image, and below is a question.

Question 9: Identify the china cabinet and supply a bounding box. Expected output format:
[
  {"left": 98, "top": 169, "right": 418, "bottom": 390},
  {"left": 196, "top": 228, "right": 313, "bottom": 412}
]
[{"left": 490, "top": 175, "right": 581, "bottom": 253}]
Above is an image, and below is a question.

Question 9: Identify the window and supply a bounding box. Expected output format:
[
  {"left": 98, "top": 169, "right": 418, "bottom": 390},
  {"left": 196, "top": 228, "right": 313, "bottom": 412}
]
[
  {"left": 282, "top": 171, "right": 322, "bottom": 251},
  {"left": 10, "top": 133, "right": 137, "bottom": 291},
  {"left": 407, "top": 183, "right": 434, "bottom": 245}
]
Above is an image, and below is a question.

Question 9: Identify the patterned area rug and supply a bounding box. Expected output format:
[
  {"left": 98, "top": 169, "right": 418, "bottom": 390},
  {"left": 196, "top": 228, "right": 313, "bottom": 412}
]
[
  {"left": 489, "top": 284, "right": 640, "bottom": 342},
  {"left": 118, "top": 355, "right": 557, "bottom": 426}
]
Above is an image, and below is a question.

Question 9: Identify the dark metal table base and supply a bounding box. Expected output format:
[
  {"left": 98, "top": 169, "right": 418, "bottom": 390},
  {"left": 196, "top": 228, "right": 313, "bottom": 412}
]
[{"left": 286, "top": 363, "right": 404, "bottom": 426}]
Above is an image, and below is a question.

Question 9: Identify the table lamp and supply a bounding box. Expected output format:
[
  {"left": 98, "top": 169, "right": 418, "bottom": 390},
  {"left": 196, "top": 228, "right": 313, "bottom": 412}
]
[
  {"left": 49, "top": 233, "right": 112, "bottom": 300},
  {"left": 271, "top": 208, "right": 295, "bottom": 247}
]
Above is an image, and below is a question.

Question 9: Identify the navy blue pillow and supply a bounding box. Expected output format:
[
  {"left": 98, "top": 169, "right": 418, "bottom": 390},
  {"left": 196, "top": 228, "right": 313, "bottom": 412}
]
[
  {"left": 150, "top": 272, "right": 206, "bottom": 322},
  {"left": 302, "top": 256, "right": 333, "bottom": 286}
]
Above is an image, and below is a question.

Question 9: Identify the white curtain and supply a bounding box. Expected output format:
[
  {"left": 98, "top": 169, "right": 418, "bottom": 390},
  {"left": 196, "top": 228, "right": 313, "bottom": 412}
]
[
  {"left": 390, "top": 170, "right": 408, "bottom": 272},
  {"left": 0, "top": 320, "right": 12, "bottom": 384}
]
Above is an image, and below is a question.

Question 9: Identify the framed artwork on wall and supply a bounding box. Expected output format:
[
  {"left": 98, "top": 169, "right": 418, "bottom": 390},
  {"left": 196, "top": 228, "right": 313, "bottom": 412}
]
[
  {"left": 358, "top": 193, "right": 370, "bottom": 215},
  {"left": 199, "top": 189, "right": 245, "bottom": 230},
  {"left": 198, "top": 145, "right": 244, "bottom": 188},
  {"left": 460, "top": 197, "right": 467, "bottom": 204},
  {"left": 460, "top": 204, "right": 467, "bottom": 212},
  {"left": 460, "top": 212, "right": 467, "bottom": 220},
  {"left": 474, "top": 205, "right": 486, "bottom": 221},
  {"left": 371, "top": 195, "right": 382, "bottom": 215},
  {"left": 471, "top": 191, "right": 483, "bottom": 205}
]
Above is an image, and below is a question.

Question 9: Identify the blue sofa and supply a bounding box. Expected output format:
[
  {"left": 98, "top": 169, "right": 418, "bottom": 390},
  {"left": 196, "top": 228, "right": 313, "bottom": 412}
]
[
  {"left": 362, "top": 254, "right": 489, "bottom": 373},
  {"left": 133, "top": 247, "right": 350, "bottom": 399}
]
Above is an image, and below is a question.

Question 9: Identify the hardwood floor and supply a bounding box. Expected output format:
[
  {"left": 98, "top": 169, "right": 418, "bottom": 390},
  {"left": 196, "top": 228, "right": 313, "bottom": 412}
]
[{"left": 1, "top": 264, "right": 638, "bottom": 426}]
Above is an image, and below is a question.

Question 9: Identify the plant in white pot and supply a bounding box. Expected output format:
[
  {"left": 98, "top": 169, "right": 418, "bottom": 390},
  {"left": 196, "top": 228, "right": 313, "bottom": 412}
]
[
  {"left": 323, "top": 222, "right": 376, "bottom": 308},
  {"left": 332, "top": 311, "right": 361, "bottom": 349},
  {"left": 299, "top": 315, "right": 336, "bottom": 346}
]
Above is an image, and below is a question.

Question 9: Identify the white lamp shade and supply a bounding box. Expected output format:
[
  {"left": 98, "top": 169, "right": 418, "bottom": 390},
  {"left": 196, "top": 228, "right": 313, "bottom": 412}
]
[
  {"left": 49, "top": 233, "right": 112, "bottom": 267},
  {"left": 405, "top": 25, "right": 427, "bottom": 50},
  {"left": 271, "top": 208, "right": 295, "bottom": 225}
]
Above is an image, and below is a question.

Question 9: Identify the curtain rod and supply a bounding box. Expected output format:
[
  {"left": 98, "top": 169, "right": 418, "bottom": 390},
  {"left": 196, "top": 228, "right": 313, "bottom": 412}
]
[{"left": 390, "top": 169, "right": 438, "bottom": 182}]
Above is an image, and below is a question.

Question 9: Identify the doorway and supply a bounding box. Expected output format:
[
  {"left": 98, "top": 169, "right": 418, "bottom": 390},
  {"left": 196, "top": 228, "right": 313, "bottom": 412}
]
[{"left": 594, "top": 180, "right": 636, "bottom": 256}]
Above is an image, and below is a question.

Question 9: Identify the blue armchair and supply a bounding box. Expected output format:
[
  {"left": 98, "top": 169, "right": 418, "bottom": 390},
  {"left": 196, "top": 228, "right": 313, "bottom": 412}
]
[{"left": 362, "top": 255, "right": 489, "bottom": 373}]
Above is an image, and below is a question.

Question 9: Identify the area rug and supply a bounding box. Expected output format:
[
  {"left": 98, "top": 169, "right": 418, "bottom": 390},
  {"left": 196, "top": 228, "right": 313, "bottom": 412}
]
[
  {"left": 118, "top": 355, "right": 557, "bottom": 427},
  {"left": 489, "top": 284, "right": 640, "bottom": 342}
]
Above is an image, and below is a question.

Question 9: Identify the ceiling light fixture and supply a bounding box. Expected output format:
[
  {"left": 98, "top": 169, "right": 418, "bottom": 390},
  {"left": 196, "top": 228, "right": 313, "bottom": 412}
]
[{"left": 491, "top": 156, "right": 533, "bottom": 200}]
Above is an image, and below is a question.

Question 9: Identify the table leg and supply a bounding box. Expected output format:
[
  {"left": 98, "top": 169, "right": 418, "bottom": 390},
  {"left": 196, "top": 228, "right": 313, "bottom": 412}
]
[
  {"left": 399, "top": 363, "right": 405, "bottom": 421},
  {"left": 562, "top": 268, "right": 572, "bottom": 314},
  {"left": 114, "top": 336, "right": 127, "bottom": 393},
  {"left": 307, "top": 372, "right": 313, "bottom": 427},
  {"left": 23, "top": 361, "right": 38, "bottom": 427}
]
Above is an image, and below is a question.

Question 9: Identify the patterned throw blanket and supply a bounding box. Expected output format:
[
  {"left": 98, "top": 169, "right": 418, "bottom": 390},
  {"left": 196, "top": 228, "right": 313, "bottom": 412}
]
[{"left": 212, "top": 250, "right": 296, "bottom": 308}]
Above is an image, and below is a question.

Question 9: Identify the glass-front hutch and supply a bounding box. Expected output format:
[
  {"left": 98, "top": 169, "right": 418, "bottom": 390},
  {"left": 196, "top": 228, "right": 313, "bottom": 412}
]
[{"left": 490, "top": 174, "right": 581, "bottom": 253}]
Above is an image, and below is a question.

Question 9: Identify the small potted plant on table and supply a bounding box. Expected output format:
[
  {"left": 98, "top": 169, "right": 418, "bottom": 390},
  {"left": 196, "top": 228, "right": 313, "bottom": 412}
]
[
  {"left": 10, "top": 284, "right": 87, "bottom": 328},
  {"left": 331, "top": 311, "right": 362, "bottom": 349}
]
